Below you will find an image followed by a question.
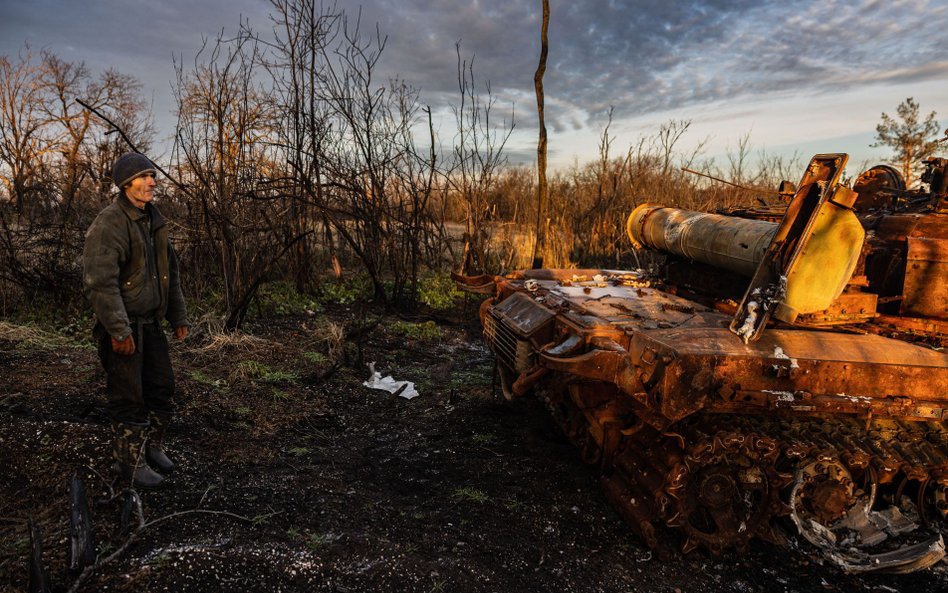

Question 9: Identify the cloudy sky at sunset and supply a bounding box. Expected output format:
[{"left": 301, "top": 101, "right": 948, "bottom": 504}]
[{"left": 2, "top": 0, "right": 947, "bottom": 172}]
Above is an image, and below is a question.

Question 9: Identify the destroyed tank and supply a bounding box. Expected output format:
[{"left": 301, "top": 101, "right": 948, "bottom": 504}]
[{"left": 456, "top": 153, "right": 948, "bottom": 573}]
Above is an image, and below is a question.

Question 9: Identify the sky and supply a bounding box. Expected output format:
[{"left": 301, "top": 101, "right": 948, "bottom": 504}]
[{"left": 2, "top": 0, "right": 947, "bottom": 174}]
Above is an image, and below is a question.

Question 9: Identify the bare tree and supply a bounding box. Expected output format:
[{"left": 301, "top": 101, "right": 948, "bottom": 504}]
[
  {"left": 264, "top": 0, "right": 341, "bottom": 290},
  {"left": 264, "top": 2, "right": 446, "bottom": 306},
  {"left": 450, "top": 43, "right": 514, "bottom": 275},
  {"left": 317, "top": 14, "right": 417, "bottom": 302},
  {"left": 570, "top": 107, "right": 627, "bottom": 264},
  {"left": 0, "top": 47, "right": 153, "bottom": 309},
  {"left": 531, "top": 0, "right": 550, "bottom": 269},
  {"left": 725, "top": 131, "right": 754, "bottom": 188},
  {"left": 0, "top": 46, "right": 55, "bottom": 213},
  {"left": 173, "top": 26, "right": 291, "bottom": 328},
  {"left": 40, "top": 53, "right": 154, "bottom": 264}
]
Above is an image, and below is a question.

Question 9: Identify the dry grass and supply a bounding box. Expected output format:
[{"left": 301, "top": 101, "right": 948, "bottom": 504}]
[
  {"left": 0, "top": 321, "right": 82, "bottom": 349},
  {"left": 311, "top": 319, "right": 345, "bottom": 361},
  {"left": 197, "top": 331, "right": 275, "bottom": 355},
  {"left": 187, "top": 311, "right": 281, "bottom": 360}
]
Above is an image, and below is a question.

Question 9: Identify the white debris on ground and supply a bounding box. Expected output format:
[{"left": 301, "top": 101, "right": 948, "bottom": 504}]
[
  {"left": 141, "top": 539, "right": 234, "bottom": 564},
  {"left": 363, "top": 362, "right": 419, "bottom": 399}
]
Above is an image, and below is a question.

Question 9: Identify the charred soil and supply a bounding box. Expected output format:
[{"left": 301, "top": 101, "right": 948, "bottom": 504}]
[{"left": 1, "top": 301, "right": 947, "bottom": 593}]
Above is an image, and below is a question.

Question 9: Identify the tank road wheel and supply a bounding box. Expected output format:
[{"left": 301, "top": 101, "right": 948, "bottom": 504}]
[
  {"left": 789, "top": 458, "right": 872, "bottom": 547},
  {"left": 671, "top": 433, "right": 788, "bottom": 555},
  {"left": 789, "top": 462, "right": 946, "bottom": 573},
  {"left": 922, "top": 479, "right": 948, "bottom": 523}
]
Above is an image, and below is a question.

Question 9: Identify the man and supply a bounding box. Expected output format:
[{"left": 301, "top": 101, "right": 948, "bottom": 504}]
[{"left": 82, "top": 152, "right": 189, "bottom": 489}]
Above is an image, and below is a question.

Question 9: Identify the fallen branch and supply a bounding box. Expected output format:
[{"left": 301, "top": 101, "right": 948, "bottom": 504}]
[
  {"left": 304, "top": 360, "right": 343, "bottom": 386},
  {"left": 66, "top": 492, "right": 256, "bottom": 593}
]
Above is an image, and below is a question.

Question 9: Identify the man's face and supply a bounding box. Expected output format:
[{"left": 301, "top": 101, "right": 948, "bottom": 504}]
[{"left": 124, "top": 173, "right": 156, "bottom": 208}]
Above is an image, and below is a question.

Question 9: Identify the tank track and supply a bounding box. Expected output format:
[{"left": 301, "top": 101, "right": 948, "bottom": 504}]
[{"left": 535, "top": 376, "right": 948, "bottom": 570}]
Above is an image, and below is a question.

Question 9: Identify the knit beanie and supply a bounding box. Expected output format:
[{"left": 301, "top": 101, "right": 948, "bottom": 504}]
[{"left": 112, "top": 152, "right": 157, "bottom": 188}]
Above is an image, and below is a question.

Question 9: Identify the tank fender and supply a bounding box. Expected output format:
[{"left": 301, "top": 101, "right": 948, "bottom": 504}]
[
  {"left": 452, "top": 272, "right": 497, "bottom": 294},
  {"left": 628, "top": 332, "right": 717, "bottom": 422},
  {"left": 538, "top": 346, "right": 644, "bottom": 396}
]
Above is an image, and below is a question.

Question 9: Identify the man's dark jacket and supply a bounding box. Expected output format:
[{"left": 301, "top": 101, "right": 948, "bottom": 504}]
[{"left": 82, "top": 194, "right": 187, "bottom": 339}]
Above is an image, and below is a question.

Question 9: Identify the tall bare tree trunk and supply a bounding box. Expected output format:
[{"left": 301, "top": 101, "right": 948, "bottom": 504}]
[{"left": 531, "top": 0, "right": 549, "bottom": 269}]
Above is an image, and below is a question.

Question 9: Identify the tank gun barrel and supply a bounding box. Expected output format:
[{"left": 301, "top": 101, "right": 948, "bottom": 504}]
[{"left": 627, "top": 205, "right": 776, "bottom": 277}]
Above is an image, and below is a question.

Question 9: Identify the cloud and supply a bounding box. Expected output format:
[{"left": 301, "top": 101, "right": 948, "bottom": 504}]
[
  {"left": 1, "top": 0, "right": 946, "bottom": 160},
  {"left": 514, "top": 0, "right": 948, "bottom": 131}
]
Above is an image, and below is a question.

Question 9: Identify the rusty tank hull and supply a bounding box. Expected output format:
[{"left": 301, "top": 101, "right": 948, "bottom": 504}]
[{"left": 458, "top": 154, "right": 948, "bottom": 573}]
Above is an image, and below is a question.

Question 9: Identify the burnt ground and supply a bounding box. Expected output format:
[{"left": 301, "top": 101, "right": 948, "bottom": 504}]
[{"left": 1, "top": 300, "right": 947, "bottom": 593}]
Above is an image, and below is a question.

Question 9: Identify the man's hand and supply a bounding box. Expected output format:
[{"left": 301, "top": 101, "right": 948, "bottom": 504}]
[
  {"left": 174, "top": 326, "right": 189, "bottom": 340},
  {"left": 111, "top": 334, "right": 135, "bottom": 355}
]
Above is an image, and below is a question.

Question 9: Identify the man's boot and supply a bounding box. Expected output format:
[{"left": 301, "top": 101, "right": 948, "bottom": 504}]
[
  {"left": 145, "top": 413, "right": 175, "bottom": 473},
  {"left": 111, "top": 422, "right": 164, "bottom": 490}
]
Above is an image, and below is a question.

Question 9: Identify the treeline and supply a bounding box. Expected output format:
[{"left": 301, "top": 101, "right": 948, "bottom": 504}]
[{"left": 0, "top": 1, "right": 801, "bottom": 327}]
